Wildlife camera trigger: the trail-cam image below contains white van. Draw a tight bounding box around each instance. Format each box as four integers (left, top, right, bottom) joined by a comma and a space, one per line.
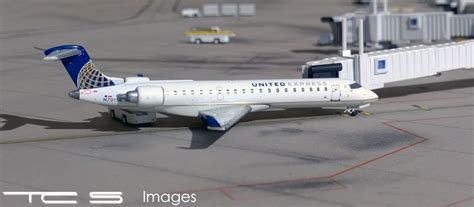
181, 8, 201, 18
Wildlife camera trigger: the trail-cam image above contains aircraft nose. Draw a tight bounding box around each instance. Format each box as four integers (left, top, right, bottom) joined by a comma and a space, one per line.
360, 88, 378, 102
366, 89, 378, 101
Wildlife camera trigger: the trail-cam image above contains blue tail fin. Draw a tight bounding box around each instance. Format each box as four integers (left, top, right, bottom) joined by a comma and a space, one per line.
44, 45, 121, 89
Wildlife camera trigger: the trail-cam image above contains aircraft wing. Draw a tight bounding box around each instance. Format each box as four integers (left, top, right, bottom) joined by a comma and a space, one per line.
199, 105, 252, 131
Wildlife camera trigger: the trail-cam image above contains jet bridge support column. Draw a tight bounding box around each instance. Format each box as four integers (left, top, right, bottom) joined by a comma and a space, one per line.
359, 18, 364, 55
372, 0, 378, 14
354, 18, 368, 85
339, 17, 351, 57
371, 0, 381, 49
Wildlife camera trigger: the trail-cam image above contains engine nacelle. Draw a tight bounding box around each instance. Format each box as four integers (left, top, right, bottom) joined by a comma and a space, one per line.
124, 86, 164, 107
125, 77, 150, 83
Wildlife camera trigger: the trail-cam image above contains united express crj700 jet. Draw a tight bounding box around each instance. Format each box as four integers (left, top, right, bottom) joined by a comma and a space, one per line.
44, 45, 378, 131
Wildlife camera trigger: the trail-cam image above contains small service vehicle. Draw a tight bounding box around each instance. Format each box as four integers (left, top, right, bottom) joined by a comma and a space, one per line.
185, 26, 236, 44
181, 8, 201, 17
109, 107, 156, 124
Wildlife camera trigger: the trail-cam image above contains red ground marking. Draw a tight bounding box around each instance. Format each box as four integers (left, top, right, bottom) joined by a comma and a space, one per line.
218, 177, 347, 201
169, 176, 332, 197
445, 196, 474, 207
329, 178, 347, 190
165, 115, 473, 201
219, 188, 235, 200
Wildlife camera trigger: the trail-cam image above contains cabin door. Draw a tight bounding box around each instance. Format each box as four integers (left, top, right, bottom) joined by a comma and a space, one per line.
331, 85, 341, 101
217, 87, 223, 100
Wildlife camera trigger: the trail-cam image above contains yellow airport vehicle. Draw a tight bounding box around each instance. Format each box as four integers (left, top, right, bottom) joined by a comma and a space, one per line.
185, 27, 236, 44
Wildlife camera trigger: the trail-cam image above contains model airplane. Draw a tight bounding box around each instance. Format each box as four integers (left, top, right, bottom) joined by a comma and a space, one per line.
43, 45, 378, 131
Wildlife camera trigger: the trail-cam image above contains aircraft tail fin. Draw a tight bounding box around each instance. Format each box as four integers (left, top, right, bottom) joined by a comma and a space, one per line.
43, 45, 123, 89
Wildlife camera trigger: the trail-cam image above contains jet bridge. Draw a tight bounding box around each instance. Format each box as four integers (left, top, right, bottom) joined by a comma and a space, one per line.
323, 12, 474, 46
302, 40, 474, 89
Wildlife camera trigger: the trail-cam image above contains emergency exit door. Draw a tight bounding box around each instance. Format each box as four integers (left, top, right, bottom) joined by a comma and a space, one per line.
331, 85, 340, 101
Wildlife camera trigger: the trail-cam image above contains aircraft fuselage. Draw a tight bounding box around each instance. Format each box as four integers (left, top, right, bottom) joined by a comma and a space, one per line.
76, 78, 378, 117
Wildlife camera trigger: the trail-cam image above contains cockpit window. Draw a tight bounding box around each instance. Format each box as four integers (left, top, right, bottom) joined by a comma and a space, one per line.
349, 83, 362, 89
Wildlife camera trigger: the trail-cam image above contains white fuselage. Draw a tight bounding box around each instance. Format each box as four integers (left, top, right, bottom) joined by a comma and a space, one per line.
78, 78, 378, 117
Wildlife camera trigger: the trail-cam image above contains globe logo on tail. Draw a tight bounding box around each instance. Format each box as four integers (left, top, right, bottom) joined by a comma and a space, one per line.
77, 61, 113, 89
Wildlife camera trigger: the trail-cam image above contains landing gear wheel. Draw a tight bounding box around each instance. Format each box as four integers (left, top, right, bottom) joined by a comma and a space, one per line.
350, 110, 358, 116
122, 115, 127, 124
345, 108, 358, 116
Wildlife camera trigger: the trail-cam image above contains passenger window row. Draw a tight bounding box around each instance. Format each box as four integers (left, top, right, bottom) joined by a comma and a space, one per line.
168, 87, 329, 96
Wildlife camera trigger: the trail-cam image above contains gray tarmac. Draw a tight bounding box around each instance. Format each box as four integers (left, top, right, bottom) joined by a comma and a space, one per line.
1, 0, 473, 206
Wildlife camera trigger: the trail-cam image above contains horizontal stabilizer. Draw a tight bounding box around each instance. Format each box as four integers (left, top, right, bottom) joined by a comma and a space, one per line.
43, 48, 81, 61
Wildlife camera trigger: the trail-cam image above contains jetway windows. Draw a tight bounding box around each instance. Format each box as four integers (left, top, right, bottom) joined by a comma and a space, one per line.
408, 16, 421, 30
375, 58, 389, 75
378, 60, 385, 69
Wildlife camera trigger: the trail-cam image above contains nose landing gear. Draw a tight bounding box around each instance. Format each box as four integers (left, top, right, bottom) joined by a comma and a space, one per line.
344, 107, 359, 116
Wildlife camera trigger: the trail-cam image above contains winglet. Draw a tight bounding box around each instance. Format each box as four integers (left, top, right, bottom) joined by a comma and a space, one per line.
199, 105, 251, 131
